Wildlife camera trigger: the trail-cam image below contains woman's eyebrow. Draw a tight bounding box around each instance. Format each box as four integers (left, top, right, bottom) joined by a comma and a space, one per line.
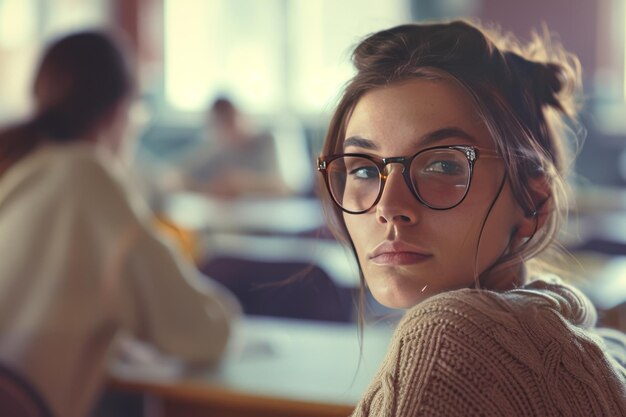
343, 127, 477, 150
420, 127, 478, 146
343, 135, 378, 150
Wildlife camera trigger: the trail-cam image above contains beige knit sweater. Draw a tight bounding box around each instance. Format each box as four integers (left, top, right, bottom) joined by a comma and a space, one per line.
353, 279, 626, 417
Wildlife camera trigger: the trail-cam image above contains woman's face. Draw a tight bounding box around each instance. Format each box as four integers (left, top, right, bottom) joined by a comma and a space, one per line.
342, 78, 526, 309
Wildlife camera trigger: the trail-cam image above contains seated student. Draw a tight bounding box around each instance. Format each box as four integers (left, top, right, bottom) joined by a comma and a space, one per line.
316, 20, 626, 416
176, 96, 293, 198
0, 30, 240, 417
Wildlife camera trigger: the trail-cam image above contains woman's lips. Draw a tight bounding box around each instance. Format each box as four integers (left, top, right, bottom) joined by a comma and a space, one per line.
370, 252, 432, 265
369, 241, 432, 265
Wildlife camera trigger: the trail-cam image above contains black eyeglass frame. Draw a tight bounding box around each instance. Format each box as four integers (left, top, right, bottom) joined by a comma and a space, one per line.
317, 145, 500, 214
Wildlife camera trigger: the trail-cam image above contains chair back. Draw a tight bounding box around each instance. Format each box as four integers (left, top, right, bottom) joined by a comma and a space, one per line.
0, 363, 53, 417
202, 256, 354, 322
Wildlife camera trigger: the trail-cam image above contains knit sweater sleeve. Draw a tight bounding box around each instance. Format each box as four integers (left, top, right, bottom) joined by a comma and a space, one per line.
352, 292, 506, 417
351, 288, 626, 417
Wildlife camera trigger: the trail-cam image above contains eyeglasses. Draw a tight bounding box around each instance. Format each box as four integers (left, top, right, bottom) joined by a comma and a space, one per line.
317, 145, 500, 214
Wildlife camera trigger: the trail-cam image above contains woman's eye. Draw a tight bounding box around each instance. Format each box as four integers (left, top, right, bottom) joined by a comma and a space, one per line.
349, 166, 378, 180
424, 160, 463, 175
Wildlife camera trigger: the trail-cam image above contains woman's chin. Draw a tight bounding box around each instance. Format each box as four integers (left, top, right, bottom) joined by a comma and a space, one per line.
370, 288, 432, 310
366, 271, 436, 309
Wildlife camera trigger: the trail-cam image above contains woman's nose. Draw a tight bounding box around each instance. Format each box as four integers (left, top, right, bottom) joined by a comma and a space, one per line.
375, 165, 420, 225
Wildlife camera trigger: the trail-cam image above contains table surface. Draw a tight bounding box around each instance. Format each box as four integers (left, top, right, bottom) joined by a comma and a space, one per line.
163, 193, 325, 235
109, 316, 398, 416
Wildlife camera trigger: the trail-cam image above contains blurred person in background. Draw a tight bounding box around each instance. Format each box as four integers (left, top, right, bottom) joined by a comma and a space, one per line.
0, 30, 240, 417
172, 95, 293, 198
317, 20, 625, 416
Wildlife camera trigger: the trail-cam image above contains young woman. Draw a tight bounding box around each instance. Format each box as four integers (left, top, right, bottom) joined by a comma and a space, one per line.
0, 31, 239, 417
317, 20, 625, 416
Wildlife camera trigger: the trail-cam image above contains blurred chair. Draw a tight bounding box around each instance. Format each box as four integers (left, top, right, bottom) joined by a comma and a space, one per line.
202, 256, 355, 322
0, 363, 53, 417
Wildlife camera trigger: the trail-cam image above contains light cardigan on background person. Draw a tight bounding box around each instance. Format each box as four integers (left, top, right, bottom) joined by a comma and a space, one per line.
0, 140, 240, 417
352, 278, 626, 417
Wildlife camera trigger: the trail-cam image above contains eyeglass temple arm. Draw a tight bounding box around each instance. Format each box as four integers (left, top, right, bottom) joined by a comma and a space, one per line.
475, 148, 501, 159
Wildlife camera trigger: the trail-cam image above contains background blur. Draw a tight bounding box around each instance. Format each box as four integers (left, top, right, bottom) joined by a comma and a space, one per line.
2, 0, 625, 162
0, 0, 625, 329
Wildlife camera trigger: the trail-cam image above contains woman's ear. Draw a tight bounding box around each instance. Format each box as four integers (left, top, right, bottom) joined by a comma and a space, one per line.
514, 174, 551, 238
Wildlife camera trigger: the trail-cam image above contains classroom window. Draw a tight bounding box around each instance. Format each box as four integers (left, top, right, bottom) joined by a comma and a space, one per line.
163, 0, 410, 115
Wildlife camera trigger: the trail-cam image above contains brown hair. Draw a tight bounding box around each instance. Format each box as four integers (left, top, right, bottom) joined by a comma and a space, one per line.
0, 30, 134, 174
318, 20, 582, 316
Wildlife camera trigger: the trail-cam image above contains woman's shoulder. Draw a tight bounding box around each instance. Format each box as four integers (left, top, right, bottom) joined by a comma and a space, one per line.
394, 288, 517, 345
394, 277, 605, 358
401, 277, 595, 330
1, 141, 115, 186
387, 279, 625, 412
396, 279, 626, 375
40, 142, 119, 182
370, 282, 625, 417
0, 141, 132, 211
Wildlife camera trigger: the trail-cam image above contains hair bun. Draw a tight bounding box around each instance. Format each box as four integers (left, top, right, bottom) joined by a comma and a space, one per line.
537, 62, 566, 107
505, 52, 565, 109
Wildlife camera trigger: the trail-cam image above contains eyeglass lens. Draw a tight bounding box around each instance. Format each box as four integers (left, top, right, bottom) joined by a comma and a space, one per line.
326, 149, 471, 212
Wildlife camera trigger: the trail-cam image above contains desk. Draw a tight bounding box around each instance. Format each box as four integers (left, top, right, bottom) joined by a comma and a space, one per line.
109, 316, 396, 417
162, 193, 325, 235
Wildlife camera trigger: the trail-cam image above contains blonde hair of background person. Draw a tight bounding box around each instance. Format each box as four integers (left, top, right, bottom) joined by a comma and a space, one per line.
0, 30, 240, 417
317, 20, 625, 416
